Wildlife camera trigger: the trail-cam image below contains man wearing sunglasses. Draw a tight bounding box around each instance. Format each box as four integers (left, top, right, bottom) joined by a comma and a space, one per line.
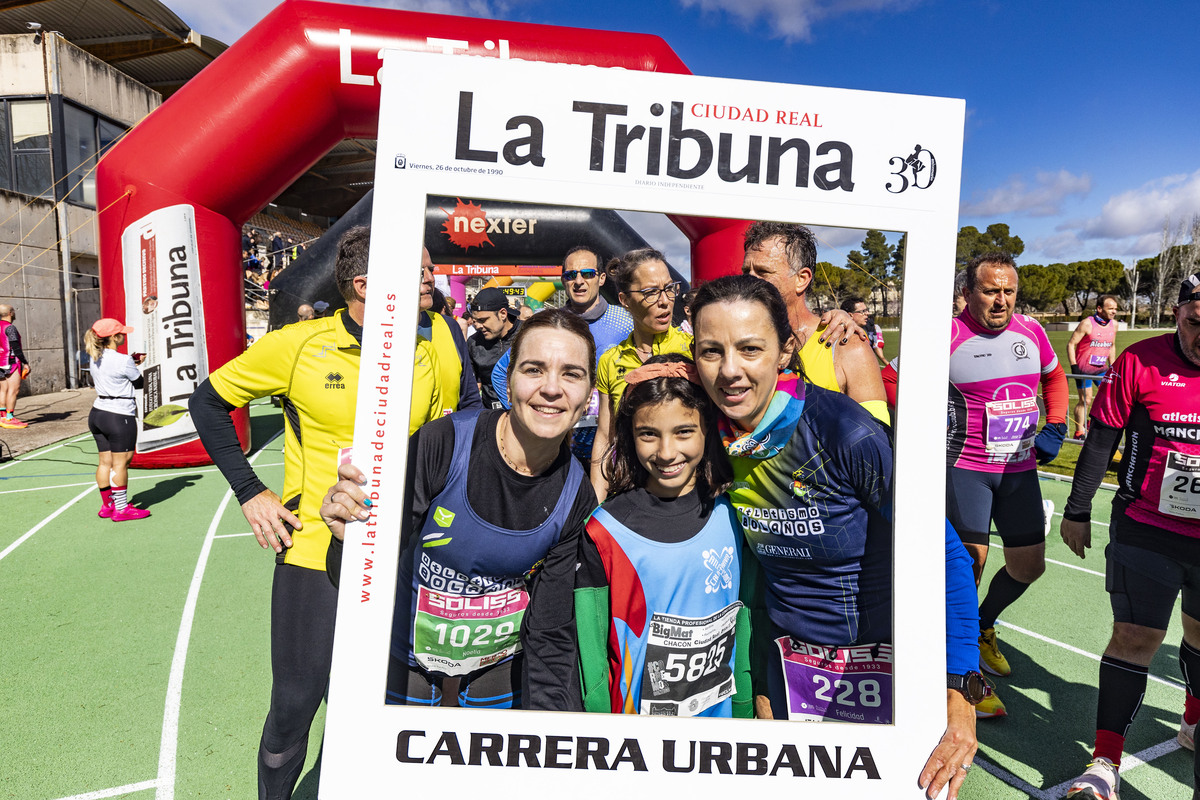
841, 295, 888, 367
489, 246, 633, 461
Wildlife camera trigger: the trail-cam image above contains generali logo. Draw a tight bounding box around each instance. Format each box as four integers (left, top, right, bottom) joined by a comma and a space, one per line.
440, 198, 539, 251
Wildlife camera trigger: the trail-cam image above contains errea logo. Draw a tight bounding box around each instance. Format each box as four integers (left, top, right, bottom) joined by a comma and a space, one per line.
1163, 373, 1187, 388
325, 371, 346, 389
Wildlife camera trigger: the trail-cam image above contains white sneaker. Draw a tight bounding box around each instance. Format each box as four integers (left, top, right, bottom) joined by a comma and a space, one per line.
1043, 499, 1055, 538
1065, 757, 1119, 800
1179, 717, 1196, 751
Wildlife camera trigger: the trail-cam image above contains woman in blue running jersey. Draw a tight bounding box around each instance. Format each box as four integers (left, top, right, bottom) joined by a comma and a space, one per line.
576, 353, 750, 717
690, 275, 895, 724
325, 309, 599, 711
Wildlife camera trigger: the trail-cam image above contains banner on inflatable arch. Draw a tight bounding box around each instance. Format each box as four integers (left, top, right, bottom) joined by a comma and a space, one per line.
324, 50, 964, 798
120, 205, 206, 453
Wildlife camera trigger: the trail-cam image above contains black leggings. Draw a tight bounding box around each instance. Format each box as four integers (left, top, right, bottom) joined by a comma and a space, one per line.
88, 407, 137, 452
259, 563, 338, 800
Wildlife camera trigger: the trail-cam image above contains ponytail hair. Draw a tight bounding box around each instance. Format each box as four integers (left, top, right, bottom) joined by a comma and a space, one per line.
85, 329, 108, 364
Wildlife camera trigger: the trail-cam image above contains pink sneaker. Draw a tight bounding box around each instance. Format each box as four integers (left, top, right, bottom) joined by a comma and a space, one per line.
111, 505, 151, 522
98, 503, 114, 519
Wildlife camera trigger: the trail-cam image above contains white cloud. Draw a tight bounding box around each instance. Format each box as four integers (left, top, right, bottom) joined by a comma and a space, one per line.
1024, 168, 1200, 263
180, 0, 516, 48
960, 170, 1092, 218
678, 0, 921, 42
1078, 168, 1200, 240
1027, 230, 1082, 262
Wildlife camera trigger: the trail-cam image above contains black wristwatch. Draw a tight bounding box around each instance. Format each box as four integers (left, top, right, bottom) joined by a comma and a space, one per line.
947, 671, 992, 705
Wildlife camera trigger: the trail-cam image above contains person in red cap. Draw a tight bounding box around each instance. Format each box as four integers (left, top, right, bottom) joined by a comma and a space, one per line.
85, 318, 150, 521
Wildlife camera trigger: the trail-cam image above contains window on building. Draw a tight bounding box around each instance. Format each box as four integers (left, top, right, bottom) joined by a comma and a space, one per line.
0, 106, 10, 190
10, 100, 53, 199
64, 104, 99, 206
1, 100, 128, 205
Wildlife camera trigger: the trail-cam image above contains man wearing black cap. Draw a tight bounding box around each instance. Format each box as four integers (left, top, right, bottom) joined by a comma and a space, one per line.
467, 287, 519, 408
1062, 273, 1200, 800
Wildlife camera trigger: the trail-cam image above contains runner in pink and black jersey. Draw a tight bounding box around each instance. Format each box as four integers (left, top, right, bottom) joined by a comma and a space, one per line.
1062, 274, 1200, 800
945, 253, 1069, 717
1067, 294, 1120, 439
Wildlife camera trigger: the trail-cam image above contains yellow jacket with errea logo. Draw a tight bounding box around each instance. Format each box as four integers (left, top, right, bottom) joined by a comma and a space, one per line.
208, 311, 444, 571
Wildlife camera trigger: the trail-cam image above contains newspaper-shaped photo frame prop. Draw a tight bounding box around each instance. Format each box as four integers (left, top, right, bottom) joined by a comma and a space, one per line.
324, 49, 963, 798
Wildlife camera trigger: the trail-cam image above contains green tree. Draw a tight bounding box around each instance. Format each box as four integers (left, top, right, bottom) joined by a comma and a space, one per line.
861, 229, 895, 314
809, 261, 842, 310
1065, 258, 1125, 315
956, 223, 1025, 269
891, 232, 907, 277
1016, 264, 1067, 313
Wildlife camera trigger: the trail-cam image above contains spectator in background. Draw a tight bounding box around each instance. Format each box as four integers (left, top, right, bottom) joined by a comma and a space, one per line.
679, 287, 698, 334
456, 306, 474, 339
0, 304, 30, 428
286, 237, 297, 265
518, 303, 535, 321
86, 318, 150, 521
313, 301, 330, 318
1067, 294, 1120, 440
297, 304, 314, 322
468, 287, 519, 409
841, 295, 888, 367
418, 246, 482, 417
271, 231, 285, 271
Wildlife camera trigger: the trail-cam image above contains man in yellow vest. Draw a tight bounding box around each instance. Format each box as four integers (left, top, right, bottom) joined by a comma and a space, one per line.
419, 247, 481, 415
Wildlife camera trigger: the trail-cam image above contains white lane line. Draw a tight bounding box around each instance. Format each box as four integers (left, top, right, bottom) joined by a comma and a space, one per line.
0, 463, 284, 495
0, 432, 92, 472
51, 778, 160, 800
155, 430, 281, 800
213, 532, 255, 539
0, 485, 94, 563
972, 757, 1053, 799
998, 621, 1185, 691
1043, 737, 1182, 798
1046, 557, 1105, 578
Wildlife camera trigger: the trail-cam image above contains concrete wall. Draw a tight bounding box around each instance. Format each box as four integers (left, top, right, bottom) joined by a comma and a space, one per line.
0, 33, 159, 126
0, 190, 70, 396
0, 33, 161, 396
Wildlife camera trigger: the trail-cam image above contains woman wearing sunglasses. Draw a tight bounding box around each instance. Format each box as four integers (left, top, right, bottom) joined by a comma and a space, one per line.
591, 248, 691, 499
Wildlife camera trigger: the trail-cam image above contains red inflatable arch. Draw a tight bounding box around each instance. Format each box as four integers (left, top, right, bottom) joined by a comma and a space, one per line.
97, 0, 745, 467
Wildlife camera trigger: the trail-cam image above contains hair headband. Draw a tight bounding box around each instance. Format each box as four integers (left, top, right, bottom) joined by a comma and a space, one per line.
624, 361, 701, 387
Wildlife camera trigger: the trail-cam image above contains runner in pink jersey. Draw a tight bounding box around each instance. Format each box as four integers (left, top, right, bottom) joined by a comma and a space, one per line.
1062, 274, 1200, 800
1067, 294, 1120, 439
947, 308, 1062, 472
944, 253, 1069, 718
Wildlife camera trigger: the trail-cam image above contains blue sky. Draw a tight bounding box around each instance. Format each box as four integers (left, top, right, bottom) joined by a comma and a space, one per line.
177, 0, 1200, 270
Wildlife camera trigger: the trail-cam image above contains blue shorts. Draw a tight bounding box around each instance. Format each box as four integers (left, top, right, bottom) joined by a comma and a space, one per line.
1074, 372, 1106, 391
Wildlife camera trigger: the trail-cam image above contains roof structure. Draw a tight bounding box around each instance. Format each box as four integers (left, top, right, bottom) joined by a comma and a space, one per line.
0, 0, 375, 216
0, 0, 227, 97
